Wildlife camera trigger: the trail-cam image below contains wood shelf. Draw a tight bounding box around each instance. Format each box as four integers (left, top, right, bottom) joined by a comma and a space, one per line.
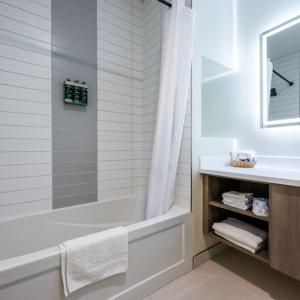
208, 232, 269, 264
209, 200, 269, 222
204, 174, 300, 281
204, 175, 270, 265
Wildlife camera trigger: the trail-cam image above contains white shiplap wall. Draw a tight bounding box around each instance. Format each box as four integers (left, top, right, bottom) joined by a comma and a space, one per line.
97, 0, 144, 201
97, 0, 191, 209
142, 0, 164, 204
269, 52, 300, 121
175, 0, 192, 210
0, 0, 191, 219
0, 0, 52, 219
175, 94, 192, 209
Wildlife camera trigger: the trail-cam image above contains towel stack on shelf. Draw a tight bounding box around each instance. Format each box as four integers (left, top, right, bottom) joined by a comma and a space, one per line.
212, 218, 268, 253
222, 191, 253, 210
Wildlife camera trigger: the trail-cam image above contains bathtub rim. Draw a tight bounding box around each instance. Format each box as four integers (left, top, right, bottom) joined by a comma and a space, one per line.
0, 205, 190, 288
0, 195, 138, 224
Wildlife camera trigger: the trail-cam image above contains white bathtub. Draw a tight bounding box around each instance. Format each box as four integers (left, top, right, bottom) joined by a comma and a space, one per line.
0, 197, 192, 300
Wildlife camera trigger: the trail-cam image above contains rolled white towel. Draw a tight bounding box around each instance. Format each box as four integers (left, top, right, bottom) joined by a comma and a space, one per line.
212, 218, 267, 250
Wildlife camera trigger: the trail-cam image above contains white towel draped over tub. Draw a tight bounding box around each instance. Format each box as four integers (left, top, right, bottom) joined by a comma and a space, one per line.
59, 226, 128, 297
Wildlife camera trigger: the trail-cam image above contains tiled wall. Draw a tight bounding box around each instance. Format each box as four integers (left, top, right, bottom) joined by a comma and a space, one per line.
142, 0, 164, 204
269, 52, 300, 121
52, 0, 98, 209
175, 0, 192, 210
0, 0, 191, 219
175, 93, 192, 209
97, 0, 144, 201
97, 0, 191, 209
0, 0, 52, 219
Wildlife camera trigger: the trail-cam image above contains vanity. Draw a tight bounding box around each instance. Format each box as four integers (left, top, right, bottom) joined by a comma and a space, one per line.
200, 155, 300, 281
198, 13, 300, 282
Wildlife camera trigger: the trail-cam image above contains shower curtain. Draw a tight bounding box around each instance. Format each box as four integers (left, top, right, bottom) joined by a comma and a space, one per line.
146, 0, 196, 219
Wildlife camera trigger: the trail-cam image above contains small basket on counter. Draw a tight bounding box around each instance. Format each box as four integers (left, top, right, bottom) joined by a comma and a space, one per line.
230, 160, 256, 168
230, 151, 257, 168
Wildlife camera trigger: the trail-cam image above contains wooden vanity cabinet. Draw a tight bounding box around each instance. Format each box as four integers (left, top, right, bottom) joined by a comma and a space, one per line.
269, 184, 300, 281
203, 175, 300, 281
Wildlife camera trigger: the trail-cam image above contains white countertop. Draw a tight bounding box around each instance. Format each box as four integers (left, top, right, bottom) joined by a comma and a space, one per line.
199, 155, 300, 187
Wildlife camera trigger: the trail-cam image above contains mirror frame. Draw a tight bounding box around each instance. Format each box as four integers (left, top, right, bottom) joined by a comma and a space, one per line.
260, 15, 300, 128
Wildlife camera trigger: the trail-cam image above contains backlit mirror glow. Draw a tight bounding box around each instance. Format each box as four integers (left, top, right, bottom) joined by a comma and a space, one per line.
261, 15, 300, 127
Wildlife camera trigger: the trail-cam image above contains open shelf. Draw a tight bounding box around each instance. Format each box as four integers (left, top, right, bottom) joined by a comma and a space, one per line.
208, 232, 269, 264
209, 200, 269, 222
203, 175, 270, 264
202, 174, 300, 281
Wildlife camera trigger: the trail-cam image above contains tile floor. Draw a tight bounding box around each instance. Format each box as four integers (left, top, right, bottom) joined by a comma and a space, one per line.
144, 249, 300, 300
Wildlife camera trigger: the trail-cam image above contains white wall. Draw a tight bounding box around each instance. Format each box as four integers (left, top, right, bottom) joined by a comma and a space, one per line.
196, 0, 237, 82
202, 0, 300, 156
0, 0, 52, 220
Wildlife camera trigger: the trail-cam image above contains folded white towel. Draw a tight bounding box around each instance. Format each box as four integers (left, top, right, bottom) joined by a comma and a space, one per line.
222, 199, 252, 210
222, 191, 253, 201
59, 226, 128, 297
214, 230, 266, 253
225, 218, 268, 241
223, 197, 253, 205
212, 218, 267, 250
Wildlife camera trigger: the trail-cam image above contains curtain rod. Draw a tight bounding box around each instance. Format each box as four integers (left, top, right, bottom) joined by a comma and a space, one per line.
158, 0, 172, 8
273, 70, 293, 86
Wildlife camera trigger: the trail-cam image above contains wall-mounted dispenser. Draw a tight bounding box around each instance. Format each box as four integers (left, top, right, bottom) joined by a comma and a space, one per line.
64, 79, 88, 106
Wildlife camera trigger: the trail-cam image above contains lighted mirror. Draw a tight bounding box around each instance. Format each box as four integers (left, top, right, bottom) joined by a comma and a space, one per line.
261, 16, 300, 127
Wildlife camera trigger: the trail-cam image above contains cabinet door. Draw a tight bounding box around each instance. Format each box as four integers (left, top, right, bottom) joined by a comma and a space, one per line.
270, 184, 300, 281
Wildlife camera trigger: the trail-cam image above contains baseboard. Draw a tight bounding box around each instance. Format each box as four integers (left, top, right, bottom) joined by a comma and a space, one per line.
193, 243, 228, 269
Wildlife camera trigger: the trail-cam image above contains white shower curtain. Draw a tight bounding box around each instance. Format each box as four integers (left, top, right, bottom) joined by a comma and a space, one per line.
146, 0, 196, 219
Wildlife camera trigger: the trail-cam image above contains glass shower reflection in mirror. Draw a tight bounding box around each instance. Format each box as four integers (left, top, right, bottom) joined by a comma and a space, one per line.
262, 16, 300, 127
